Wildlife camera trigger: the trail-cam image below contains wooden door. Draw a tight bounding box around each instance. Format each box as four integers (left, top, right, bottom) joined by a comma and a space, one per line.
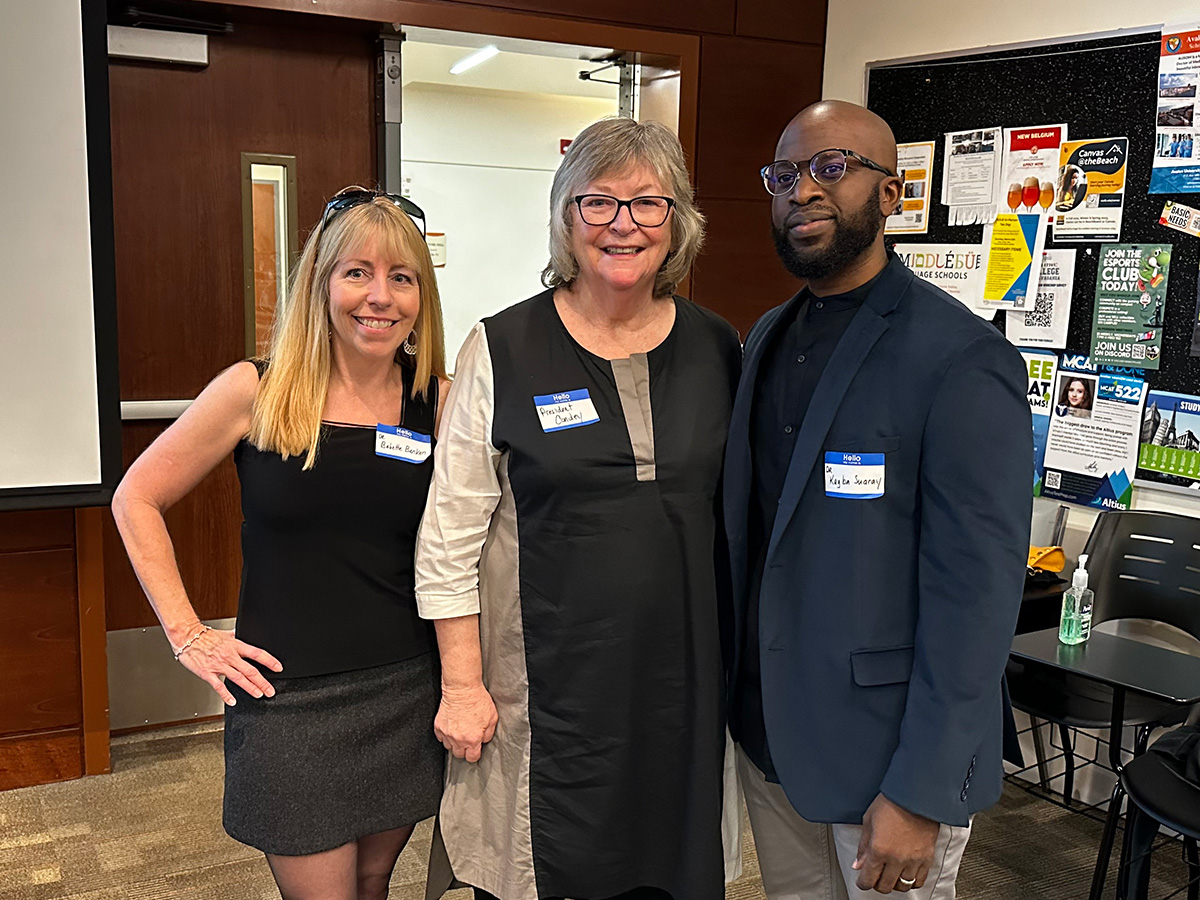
105, 14, 377, 637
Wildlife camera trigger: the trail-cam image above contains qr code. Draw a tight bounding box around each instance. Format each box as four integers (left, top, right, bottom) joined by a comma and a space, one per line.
1023, 292, 1052, 328
1045, 471, 1062, 489
1131, 344, 1146, 360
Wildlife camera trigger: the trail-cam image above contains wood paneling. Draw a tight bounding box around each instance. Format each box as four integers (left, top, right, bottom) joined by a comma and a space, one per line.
0, 509, 75, 553
694, 35, 824, 202
109, 21, 377, 401
437, 0, 735, 37
0, 729, 82, 791
690, 197, 798, 337
76, 508, 110, 775
735, 0, 827, 45
103, 422, 242, 632
0, 550, 81, 735
206, 0, 734, 38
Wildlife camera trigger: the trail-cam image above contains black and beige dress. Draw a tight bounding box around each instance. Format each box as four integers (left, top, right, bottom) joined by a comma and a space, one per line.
223, 360, 445, 856
415, 291, 741, 900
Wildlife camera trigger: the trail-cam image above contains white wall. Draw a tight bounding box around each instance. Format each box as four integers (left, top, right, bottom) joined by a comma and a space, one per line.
824, 2, 1200, 553
402, 82, 616, 362
823, 2, 1200, 103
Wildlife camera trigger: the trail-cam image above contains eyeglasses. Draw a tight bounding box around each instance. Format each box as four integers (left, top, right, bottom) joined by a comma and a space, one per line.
760, 149, 897, 196
573, 194, 676, 228
315, 188, 426, 242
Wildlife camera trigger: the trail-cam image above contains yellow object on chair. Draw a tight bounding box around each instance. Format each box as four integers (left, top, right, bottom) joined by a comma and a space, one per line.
1027, 546, 1066, 573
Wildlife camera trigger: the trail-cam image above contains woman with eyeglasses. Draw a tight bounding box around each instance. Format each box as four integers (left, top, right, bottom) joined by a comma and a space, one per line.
111, 188, 449, 899
415, 118, 740, 900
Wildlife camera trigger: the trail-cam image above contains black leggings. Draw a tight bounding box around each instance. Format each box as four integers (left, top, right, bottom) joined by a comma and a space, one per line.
473, 889, 671, 900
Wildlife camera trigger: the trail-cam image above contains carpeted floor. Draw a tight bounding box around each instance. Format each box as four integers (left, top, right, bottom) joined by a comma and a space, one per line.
0, 724, 1189, 899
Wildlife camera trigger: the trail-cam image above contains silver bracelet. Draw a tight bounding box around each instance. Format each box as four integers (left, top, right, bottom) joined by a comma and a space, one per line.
173, 625, 212, 661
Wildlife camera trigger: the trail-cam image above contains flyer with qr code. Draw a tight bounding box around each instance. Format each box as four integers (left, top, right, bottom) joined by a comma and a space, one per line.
1089, 243, 1173, 370
885, 141, 935, 235
1041, 356, 1146, 509
1007, 249, 1075, 347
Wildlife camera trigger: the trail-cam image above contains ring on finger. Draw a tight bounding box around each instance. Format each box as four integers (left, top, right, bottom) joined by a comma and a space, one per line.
897, 876, 917, 888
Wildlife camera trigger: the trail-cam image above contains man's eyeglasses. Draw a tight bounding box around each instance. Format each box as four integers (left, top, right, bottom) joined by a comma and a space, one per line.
573, 194, 676, 228
760, 149, 897, 196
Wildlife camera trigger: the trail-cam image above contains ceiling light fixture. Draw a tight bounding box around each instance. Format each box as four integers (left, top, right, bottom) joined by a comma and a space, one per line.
449, 45, 500, 75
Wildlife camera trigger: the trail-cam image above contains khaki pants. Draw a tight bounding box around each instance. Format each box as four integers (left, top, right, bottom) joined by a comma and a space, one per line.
737, 746, 971, 900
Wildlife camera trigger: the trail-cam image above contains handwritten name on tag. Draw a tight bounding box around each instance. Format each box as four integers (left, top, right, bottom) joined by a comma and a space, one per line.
534, 389, 600, 433
375, 424, 432, 463
824, 451, 885, 499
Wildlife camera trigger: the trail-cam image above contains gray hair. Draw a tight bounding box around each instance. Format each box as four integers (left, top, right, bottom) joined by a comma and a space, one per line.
542, 118, 705, 298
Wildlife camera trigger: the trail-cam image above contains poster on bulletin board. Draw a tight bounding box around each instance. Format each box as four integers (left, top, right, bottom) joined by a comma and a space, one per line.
1150, 24, 1200, 194
1089, 244, 1173, 369
1007, 250, 1076, 347
981, 213, 1046, 307
886, 141, 935, 234
1021, 349, 1059, 495
1136, 389, 1200, 492
1040, 358, 1146, 510
1052, 137, 1128, 241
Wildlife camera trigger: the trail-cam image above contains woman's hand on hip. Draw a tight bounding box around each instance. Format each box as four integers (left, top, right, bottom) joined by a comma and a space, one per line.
176, 627, 283, 706
434, 683, 498, 762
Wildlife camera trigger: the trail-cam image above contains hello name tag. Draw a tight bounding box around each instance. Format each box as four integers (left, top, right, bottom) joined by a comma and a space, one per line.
375, 424, 432, 463
534, 389, 600, 433
824, 451, 885, 499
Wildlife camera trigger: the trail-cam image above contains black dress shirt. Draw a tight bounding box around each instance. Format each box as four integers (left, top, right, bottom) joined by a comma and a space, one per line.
734, 269, 884, 780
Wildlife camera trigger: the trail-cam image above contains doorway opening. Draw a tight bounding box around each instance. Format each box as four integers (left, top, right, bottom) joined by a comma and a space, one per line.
395, 26, 681, 358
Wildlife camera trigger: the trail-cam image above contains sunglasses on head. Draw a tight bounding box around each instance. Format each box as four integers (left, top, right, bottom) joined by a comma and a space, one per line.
316, 188, 427, 240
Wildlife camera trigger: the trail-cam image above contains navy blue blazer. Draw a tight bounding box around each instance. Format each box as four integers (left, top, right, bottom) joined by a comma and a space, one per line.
724, 254, 1032, 827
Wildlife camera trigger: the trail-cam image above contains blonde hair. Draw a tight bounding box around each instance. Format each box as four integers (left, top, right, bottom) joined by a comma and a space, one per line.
248, 195, 447, 469
543, 117, 705, 299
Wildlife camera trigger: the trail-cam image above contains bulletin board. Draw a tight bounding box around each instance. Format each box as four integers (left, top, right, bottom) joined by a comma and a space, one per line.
867, 31, 1200, 395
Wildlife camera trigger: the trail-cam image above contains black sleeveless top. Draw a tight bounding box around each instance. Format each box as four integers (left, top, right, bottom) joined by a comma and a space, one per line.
233, 360, 438, 678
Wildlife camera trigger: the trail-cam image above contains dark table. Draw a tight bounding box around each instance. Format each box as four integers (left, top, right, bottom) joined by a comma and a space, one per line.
1010, 627, 1200, 900
1016, 578, 1067, 634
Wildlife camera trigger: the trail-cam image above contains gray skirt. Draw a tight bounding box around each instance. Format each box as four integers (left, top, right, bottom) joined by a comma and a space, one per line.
222, 653, 444, 856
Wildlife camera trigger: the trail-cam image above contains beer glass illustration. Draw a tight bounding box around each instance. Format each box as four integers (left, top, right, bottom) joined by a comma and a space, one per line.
1006, 182, 1022, 212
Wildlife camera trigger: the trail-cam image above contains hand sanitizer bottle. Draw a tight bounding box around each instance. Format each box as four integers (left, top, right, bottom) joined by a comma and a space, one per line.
1059, 554, 1095, 645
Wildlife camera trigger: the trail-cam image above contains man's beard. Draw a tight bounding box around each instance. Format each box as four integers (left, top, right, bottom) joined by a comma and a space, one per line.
772, 194, 884, 282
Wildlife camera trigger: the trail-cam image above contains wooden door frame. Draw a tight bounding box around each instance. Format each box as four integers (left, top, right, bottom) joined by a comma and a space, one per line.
187, 0, 701, 176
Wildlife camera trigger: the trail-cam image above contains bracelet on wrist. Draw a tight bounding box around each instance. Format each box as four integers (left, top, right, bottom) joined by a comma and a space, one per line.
173, 625, 212, 661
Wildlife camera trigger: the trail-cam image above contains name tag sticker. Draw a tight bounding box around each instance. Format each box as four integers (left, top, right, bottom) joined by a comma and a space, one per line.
375, 424, 432, 463
534, 388, 600, 433
824, 451, 885, 499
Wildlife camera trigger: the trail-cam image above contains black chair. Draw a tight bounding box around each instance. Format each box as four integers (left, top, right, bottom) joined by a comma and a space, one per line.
1117, 708, 1200, 900
1005, 510, 1200, 899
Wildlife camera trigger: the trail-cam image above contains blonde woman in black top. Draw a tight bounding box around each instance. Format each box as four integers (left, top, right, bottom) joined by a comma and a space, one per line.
112, 189, 449, 900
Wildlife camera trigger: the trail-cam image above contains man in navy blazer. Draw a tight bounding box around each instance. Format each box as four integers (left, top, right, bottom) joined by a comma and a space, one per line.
724, 101, 1032, 898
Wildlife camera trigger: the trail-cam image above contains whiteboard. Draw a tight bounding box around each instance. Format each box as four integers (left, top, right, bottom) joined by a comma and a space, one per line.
0, 0, 117, 505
